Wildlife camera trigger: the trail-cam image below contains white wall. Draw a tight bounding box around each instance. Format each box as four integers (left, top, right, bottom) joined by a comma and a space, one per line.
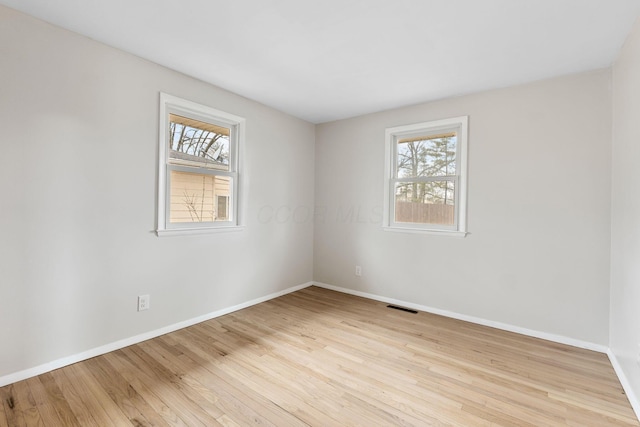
611, 16, 640, 406
315, 70, 612, 346
0, 6, 315, 379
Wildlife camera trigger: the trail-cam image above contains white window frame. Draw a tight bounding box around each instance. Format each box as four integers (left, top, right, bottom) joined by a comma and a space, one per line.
156, 93, 245, 236
383, 116, 469, 237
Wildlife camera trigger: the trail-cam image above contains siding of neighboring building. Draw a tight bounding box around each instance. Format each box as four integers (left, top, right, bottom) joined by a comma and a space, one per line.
169, 171, 230, 222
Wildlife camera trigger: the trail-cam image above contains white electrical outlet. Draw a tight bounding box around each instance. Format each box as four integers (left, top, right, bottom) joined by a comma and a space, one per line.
355, 265, 362, 277
138, 295, 150, 311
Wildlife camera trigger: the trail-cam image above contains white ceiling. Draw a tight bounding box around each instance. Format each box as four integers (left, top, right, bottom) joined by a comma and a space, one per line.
3, 0, 640, 123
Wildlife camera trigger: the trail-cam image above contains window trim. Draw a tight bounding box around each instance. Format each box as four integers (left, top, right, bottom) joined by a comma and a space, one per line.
383, 116, 469, 237
157, 93, 245, 236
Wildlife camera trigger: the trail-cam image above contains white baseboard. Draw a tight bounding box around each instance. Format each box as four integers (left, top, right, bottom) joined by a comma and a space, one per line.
313, 282, 608, 353
0, 281, 314, 388
607, 349, 640, 421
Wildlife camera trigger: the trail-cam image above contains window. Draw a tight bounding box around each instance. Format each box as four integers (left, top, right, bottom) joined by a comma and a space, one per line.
383, 116, 468, 236
157, 93, 244, 236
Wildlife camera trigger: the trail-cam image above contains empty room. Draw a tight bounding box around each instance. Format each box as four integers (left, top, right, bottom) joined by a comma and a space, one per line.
1, 0, 640, 425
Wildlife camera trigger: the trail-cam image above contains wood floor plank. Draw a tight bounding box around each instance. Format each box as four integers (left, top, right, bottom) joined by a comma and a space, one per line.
66, 363, 133, 426
0, 395, 6, 427
0, 384, 27, 427
83, 356, 168, 426
59, 364, 122, 426
12, 380, 45, 427
0, 286, 637, 426
37, 373, 83, 427
101, 350, 201, 427
48, 369, 99, 427
247, 298, 549, 425
113, 345, 224, 426
24, 377, 72, 426
0, 384, 8, 427
170, 327, 309, 426
146, 338, 234, 420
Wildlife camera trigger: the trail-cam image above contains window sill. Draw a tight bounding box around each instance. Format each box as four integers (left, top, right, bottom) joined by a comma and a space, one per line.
156, 226, 245, 237
382, 226, 468, 238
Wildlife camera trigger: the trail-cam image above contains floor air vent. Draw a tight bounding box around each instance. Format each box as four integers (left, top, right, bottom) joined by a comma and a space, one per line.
387, 305, 418, 314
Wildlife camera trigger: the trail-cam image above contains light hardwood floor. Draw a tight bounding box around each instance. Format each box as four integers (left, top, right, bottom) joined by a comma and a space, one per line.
1, 286, 638, 426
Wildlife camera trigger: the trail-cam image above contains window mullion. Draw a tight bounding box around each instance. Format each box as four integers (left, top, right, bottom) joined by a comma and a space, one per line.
394, 176, 456, 184
168, 164, 236, 178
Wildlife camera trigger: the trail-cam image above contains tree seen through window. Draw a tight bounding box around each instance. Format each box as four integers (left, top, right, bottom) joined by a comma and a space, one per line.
396, 133, 457, 205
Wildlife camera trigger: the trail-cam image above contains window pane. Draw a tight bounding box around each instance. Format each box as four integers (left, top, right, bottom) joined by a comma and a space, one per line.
169, 170, 231, 223
394, 181, 455, 225
169, 114, 230, 171
397, 133, 456, 178
217, 195, 229, 221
